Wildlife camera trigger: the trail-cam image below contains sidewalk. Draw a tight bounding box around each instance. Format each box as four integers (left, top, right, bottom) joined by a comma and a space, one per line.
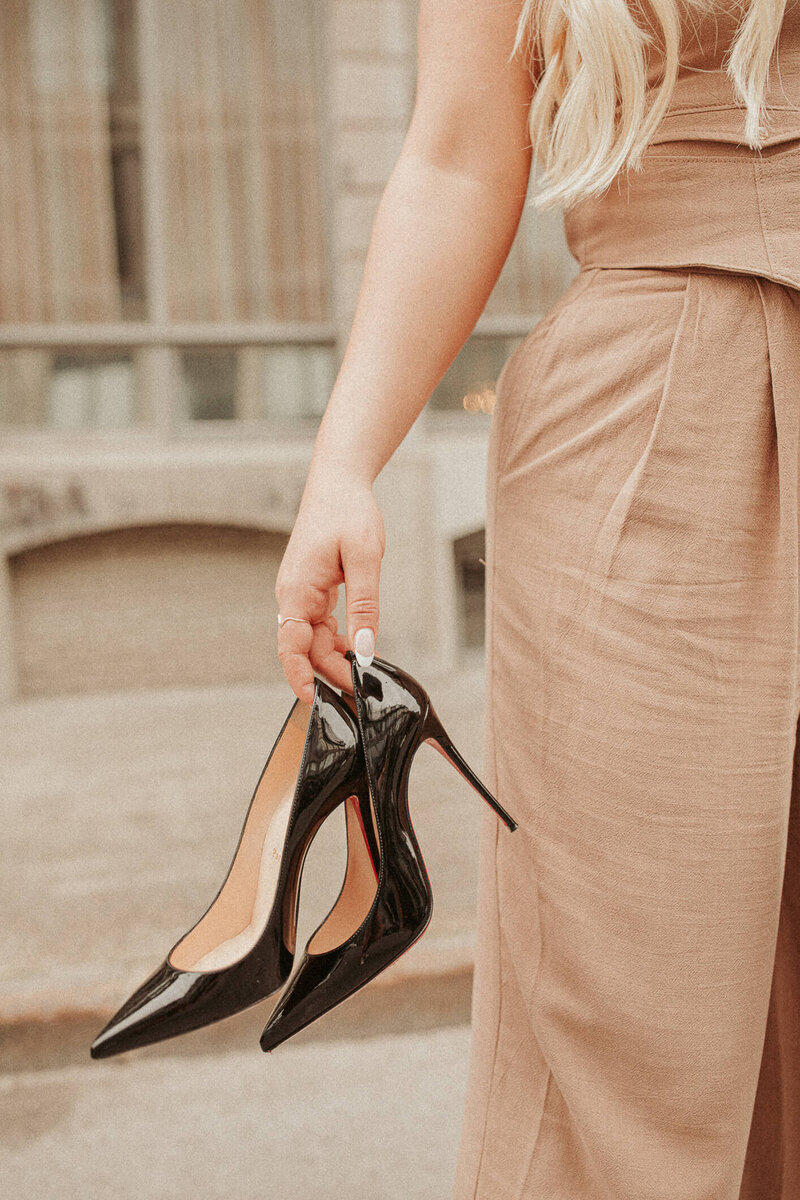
2, 1024, 474, 1200
2, 654, 492, 1061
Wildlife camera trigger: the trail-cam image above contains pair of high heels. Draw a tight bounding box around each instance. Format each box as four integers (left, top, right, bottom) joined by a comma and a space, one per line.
90, 651, 518, 1060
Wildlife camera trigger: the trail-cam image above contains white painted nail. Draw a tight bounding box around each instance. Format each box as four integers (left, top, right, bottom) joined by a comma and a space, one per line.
354, 627, 375, 667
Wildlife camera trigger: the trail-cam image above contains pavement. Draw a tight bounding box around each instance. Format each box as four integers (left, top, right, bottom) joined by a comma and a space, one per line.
2, 1024, 474, 1200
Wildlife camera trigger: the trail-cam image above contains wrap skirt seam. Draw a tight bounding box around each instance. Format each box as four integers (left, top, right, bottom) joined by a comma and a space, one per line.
479, 324, 558, 1193
468, 816, 502, 1200
517, 1065, 555, 1200
468, 387, 508, 1198
753, 274, 800, 723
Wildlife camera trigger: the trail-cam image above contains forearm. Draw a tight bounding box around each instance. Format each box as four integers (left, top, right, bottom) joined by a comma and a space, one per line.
306, 147, 531, 488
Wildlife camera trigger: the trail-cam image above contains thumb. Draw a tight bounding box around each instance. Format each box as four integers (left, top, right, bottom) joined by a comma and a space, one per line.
341, 542, 381, 667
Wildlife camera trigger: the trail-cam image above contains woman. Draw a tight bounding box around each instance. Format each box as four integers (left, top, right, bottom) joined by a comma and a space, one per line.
275, 0, 800, 1196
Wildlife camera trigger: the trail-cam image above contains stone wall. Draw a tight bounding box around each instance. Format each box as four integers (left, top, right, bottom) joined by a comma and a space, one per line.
0, 427, 487, 700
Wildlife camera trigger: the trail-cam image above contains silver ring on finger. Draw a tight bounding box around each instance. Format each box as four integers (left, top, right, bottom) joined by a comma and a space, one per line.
277, 614, 312, 629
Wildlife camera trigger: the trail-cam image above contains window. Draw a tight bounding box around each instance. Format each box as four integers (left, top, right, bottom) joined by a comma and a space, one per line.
179, 344, 334, 423
0, 0, 334, 433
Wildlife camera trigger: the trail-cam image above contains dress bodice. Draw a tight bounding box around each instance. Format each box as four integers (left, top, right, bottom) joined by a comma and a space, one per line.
644, 0, 800, 146
559, 0, 800, 290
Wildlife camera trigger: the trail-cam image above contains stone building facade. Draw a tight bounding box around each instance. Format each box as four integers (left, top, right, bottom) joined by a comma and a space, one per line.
0, 0, 576, 702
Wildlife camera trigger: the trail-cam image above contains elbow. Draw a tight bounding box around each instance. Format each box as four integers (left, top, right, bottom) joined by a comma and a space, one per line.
400, 102, 533, 199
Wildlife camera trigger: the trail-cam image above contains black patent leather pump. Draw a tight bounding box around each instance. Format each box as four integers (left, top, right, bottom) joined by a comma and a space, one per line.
259, 651, 518, 1053
90, 674, 377, 1060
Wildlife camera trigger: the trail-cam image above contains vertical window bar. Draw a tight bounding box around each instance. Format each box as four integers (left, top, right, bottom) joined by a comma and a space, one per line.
136, 0, 174, 434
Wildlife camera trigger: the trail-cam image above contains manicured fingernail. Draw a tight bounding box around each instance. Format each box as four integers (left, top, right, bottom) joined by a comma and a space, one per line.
354, 628, 374, 667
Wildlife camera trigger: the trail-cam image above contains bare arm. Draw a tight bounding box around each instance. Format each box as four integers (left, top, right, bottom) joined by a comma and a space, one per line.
307, 0, 536, 486
277, 0, 536, 701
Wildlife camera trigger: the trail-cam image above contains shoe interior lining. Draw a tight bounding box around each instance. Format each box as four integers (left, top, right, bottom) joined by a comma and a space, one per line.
169, 700, 312, 973
338, 688, 380, 857
307, 787, 380, 956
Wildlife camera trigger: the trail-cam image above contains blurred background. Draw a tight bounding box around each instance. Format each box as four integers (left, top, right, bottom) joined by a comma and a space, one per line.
1, 1, 576, 1196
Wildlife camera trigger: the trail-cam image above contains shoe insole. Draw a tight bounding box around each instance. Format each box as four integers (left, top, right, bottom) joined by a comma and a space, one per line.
169, 701, 312, 973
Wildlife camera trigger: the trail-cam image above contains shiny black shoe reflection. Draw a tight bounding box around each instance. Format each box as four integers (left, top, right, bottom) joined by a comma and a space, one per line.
259, 651, 518, 1053
90, 674, 374, 1060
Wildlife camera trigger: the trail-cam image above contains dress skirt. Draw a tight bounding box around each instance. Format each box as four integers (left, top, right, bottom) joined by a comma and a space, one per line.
452, 139, 800, 1200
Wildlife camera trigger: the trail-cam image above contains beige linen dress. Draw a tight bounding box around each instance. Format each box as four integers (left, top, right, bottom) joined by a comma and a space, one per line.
453, 3, 800, 1198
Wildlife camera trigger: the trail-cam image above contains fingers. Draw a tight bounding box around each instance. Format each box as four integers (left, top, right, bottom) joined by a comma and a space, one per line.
276, 511, 383, 702
277, 619, 351, 702
276, 604, 360, 701
275, 573, 332, 703
276, 619, 317, 704
332, 629, 348, 654
308, 623, 353, 696
340, 535, 382, 668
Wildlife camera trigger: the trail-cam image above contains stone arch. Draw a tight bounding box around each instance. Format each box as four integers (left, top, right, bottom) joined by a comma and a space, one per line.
9, 521, 291, 698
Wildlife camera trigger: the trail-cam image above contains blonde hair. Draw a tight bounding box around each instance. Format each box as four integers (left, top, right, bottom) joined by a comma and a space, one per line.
512, 0, 789, 210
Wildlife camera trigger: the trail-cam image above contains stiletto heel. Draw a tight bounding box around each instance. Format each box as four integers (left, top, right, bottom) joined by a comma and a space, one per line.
420, 703, 517, 831
90, 674, 370, 1060
259, 651, 519, 1053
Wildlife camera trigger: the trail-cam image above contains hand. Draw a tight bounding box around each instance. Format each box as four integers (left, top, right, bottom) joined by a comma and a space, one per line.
275, 469, 385, 703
